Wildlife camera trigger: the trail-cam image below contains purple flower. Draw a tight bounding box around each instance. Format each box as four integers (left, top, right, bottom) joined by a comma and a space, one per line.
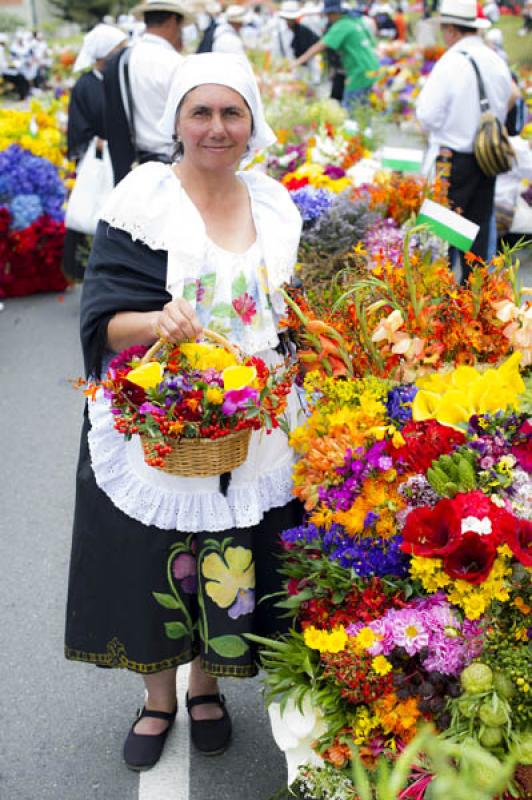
139, 401, 163, 416
228, 588, 255, 619
323, 165, 346, 179
222, 387, 259, 415
291, 187, 334, 223
172, 553, 197, 594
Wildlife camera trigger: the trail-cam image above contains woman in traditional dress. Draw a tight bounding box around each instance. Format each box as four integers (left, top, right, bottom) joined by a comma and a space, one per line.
63, 24, 127, 280
65, 53, 303, 770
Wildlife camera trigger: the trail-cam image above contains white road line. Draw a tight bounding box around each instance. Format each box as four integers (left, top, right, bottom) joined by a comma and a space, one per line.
139, 664, 191, 800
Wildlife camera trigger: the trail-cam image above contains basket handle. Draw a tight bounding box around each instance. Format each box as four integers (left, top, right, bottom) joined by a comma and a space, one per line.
140, 328, 242, 365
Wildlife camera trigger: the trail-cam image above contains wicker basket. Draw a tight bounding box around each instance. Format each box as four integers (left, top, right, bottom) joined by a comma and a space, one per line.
138, 328, 252, 477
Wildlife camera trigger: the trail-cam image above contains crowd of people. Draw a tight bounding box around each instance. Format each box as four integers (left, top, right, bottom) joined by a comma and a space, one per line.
0, 29, 51, 99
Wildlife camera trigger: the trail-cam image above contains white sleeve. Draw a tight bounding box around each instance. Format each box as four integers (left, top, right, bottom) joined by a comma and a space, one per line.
415, 59, 451, 133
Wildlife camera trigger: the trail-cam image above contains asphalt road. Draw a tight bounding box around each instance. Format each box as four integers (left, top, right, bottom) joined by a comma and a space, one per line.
0, 287, 286, 800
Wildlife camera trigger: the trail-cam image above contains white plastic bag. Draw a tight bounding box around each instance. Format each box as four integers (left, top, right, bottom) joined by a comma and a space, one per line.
65, 138, 114, 235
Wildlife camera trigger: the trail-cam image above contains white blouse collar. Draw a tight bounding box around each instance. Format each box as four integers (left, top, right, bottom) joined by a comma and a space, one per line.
100, 163, 301, 296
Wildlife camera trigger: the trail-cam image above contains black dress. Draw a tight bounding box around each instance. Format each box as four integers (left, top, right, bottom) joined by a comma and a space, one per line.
64, 223, 302, 676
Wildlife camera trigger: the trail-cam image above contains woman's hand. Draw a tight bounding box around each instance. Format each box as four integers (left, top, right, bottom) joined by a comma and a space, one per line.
153, 298, 203, 343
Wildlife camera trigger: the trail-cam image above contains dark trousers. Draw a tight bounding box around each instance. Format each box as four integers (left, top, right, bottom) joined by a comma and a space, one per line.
446, 151, 495, 283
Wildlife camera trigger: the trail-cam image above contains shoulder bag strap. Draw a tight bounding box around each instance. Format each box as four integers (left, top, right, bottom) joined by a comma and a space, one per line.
460, 50, 490, 113
118, 46, 138, 159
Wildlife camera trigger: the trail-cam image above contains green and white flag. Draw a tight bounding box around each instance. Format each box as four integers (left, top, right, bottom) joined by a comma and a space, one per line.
381, 147, 424, 174
416, 199, 479, 252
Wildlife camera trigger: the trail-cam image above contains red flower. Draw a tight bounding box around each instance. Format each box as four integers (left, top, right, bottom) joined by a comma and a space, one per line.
505, 518, 532, 568
232, 292, 257, 325
401, 501, 460, 557
391, 419, 465, 473
443, 532, 497, 584
402, 491, 515, 559
119, 378, 147, 406
511, 420, 532, 472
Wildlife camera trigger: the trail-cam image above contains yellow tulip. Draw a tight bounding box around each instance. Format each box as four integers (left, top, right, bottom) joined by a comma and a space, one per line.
179, 343, 237, 371
126, 362, 163, 389
222, 365, 257, 391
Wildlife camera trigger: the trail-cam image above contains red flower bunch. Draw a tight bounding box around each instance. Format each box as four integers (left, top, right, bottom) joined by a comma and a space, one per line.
0, 210, 68, 298
391, 419, 466, 473
401, 491, 527, 583
300, 578, 405, 629
511, 419, 532, 473
322, 644, 394, 704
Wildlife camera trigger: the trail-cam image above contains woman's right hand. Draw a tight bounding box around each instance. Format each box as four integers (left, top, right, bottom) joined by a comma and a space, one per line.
153, 297, 203, 343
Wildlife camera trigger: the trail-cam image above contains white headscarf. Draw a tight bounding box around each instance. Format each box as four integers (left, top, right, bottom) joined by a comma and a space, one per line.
73, 23, 127, 72
159, 53, 276, 158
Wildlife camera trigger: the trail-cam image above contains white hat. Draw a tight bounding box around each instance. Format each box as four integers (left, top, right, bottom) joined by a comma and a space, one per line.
73, 23, 127, 71
437, 0, 491, 28
224, 4, 248, 21
131, 0, 193, 19
159, 52, 276, 157
278, 1, 302, 19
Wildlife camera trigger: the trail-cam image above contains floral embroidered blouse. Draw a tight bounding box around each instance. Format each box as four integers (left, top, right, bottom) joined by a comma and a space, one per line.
182, 237, 284, 356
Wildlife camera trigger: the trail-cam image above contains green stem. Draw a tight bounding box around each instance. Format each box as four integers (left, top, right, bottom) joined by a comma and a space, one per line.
167, 544, 194, 633
354, 296, 385, 370
402, 224, 425, 324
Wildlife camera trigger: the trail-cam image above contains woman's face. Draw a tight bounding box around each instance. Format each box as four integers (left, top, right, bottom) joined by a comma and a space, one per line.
176, 84, 253, 171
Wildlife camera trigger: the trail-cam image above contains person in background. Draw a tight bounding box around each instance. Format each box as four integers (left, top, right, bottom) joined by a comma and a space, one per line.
416, 0, 512, 282
103, 0, 187, 184
63, 24, 127, 281
277, 1, 320, 58
212, 5, 248, 55
294, 0, 380, 109
518, 0, 532, 35
0, 33, 30, 100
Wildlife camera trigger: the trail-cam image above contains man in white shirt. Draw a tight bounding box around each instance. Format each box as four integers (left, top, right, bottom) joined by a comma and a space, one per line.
103, 0, 187, 183
212, 5, 247, 55
416, 0, 512, 281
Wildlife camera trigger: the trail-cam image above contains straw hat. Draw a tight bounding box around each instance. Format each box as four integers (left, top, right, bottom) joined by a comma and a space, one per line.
224, 4, 248, 21
437, 0, 491, 28
278, 1, 302, 19
131, 0, 193, 19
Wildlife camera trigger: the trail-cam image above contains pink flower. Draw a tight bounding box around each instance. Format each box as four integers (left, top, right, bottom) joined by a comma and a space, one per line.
232, 292, 257, 325
222, 387, 259, 415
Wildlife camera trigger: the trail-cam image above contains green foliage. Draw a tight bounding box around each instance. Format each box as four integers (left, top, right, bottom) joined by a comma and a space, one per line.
0, 12, 26, 32
47, 0, 137, 26
290, 727, 520, 800
427, 447, 478, 498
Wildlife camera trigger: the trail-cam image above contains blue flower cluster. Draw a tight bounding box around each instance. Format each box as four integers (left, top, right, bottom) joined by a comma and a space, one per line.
322, 525, 409, 577
281, 522, 409, 578
291, 187, 333, 224
0, 145, 66, 228
10, 194, 43, 230
386, 384, 417, 426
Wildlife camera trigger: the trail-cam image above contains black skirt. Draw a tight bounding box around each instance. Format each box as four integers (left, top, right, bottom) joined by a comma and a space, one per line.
65, 412, 302, 677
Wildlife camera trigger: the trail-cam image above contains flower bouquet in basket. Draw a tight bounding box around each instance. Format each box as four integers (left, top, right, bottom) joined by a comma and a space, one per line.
89, 329, 296, 477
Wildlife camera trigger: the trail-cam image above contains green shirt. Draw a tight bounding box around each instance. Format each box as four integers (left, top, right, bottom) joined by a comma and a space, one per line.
323, 16, 380, 91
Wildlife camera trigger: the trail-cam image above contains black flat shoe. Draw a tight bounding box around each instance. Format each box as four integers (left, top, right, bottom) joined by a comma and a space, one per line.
186, 693, 232, 756
123, 706, 177, 771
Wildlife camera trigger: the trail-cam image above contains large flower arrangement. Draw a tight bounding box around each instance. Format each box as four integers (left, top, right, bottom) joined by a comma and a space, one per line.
0, 98, 72, 298
88, 340, 296, 468
253, 355, 531, 798
249, 224, 532, 797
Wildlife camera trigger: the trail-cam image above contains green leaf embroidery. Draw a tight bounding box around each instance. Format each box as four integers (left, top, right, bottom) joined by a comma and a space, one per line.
209, 635, 249, 658
232, 271, 247, 298
164, 621, 189, 640
153, 592, 180, 610
202, 272, 217, 287
210, 302, 235, 318
183, 282, 196, 301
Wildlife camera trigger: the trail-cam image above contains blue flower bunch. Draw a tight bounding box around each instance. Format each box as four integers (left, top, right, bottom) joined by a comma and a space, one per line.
386, 384, 417, 426
291, 187, 334, 224
0, 145, 66, 228
281, 522, 409, 578
322, 525, 409, 577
